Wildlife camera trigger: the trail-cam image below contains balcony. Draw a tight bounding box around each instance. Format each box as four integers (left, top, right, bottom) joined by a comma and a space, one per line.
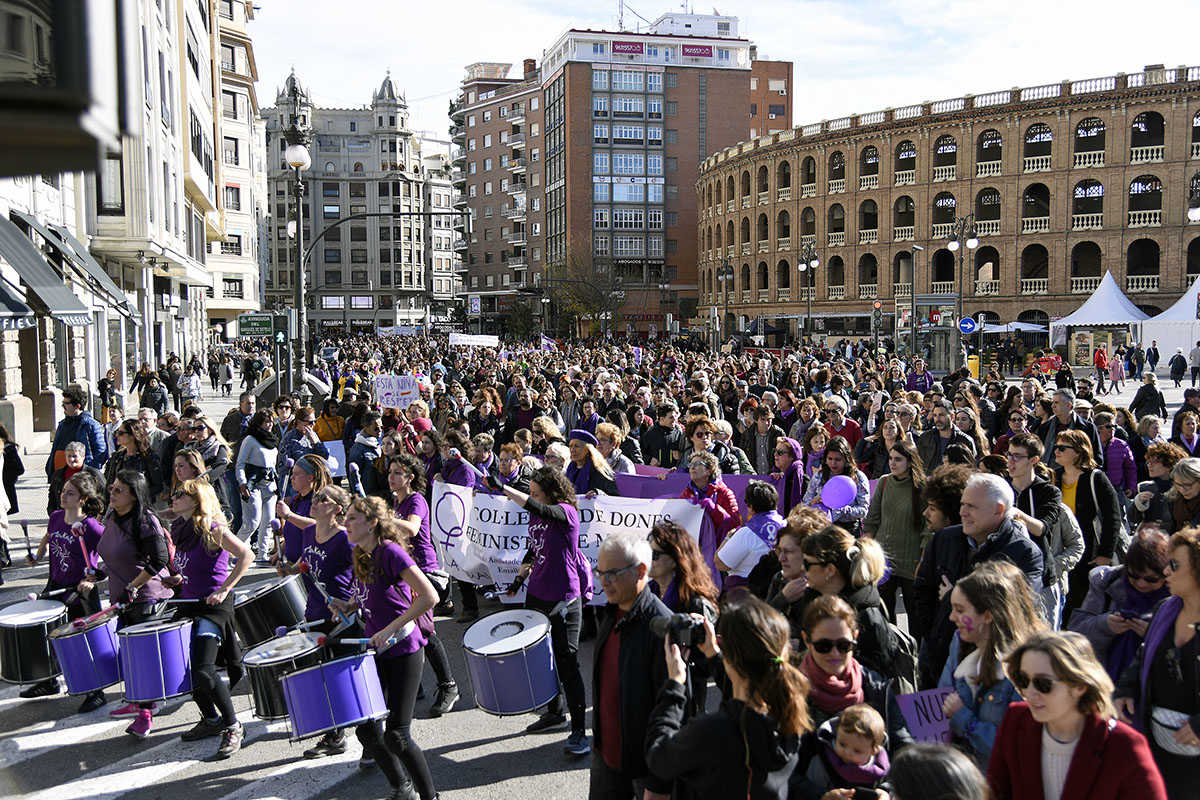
976, 219, 1000, 236
726, 200, 735, 212
507, 256, 528, 269
894, 170, 915, 186
859, 174, 879, 190
507, 133, 525, 146
1024, 155, 1052, 172
503, 204, 527, 220
1071, 276, 1101, 293
741, 243, 752, 255
798, 287, 815, 301
505, 231, 527, 245
1072, 213, 1103, 230
777, 287, 791, 302
932, 222, 954, 238
801, 183, 817, 198
976, 161, 1001, 178
726, 245, 735, 257
1193, 142, 1200, 159
758, 242, 770, 253
893, 225, 914, 241
1021, 216, 1050, 234
508, 158, 527, 173
894, 282, 912, 298
453, 236, 468, 251
859, 229, 878, 244
932, 165, 956, 182
975, 279, 999, 295
742, 196, 752, 208
932, 281, 956, 294
828, 231, 845, 246
1129, 209, 1162, 227
858, 284, 878, 299
506, 181, 528, 195
1021, 278, 1048, 294
800, 234, 816, 247
829, 285, 845, 300
1074, 151, 1104, 168
757, 289, 770, 302
828, 178, 846, 194
740, 290, 751, 303
1127, 275, 1160, 292
777, 186, 792, 201
758, 191, 770, 205
777, 237, 791, 250
508, 109, 526, 125
1130, 145, 1164, 163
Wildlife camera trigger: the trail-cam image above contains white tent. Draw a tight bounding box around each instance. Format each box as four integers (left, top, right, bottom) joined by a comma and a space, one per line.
1049, 271, 1148, 345
982, 321, 1048, 334
1142, 272, 1200, 362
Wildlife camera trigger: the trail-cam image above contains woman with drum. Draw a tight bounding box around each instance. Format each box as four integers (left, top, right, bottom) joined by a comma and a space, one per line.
490, 466, 591, 757
274, 455, 331, 568
388, 454, 459, 718
331, 496, 438, 800
96, 470, 175, 738
22, 471, 107, 711
168, 479, 253, 759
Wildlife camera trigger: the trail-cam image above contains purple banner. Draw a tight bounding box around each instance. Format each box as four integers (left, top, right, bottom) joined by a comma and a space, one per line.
612, 41, 644, 55
616, 472, 691, 499
681, 44, 713, 57
895, 688, 955, 743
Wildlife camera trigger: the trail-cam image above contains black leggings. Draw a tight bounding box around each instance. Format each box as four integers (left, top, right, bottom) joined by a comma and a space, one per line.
526, 594, 586, 735
424, 581, 455, 687
356, 650, 435, 799
191, 633, 237, 727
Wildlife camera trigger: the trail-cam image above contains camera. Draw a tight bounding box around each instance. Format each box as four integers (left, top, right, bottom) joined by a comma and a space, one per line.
649, 613, 705, 648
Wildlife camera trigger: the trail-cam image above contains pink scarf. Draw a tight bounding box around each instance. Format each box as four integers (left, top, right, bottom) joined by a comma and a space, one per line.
800, 650, 864, 714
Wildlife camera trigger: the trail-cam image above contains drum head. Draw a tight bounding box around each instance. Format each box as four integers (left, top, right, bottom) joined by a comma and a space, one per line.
0, 599, 66, 626
234, 575, 296, 606
244, 632, 322, 666
50, 613, 114, 638
463, 609, 550, 656
121, 618, 190, 636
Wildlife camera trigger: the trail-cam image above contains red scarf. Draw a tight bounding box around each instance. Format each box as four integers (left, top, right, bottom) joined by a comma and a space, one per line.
800, 651, 864, 714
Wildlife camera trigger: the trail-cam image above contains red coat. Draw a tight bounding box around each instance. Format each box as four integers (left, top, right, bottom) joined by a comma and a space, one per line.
679, 480, 741, 539
1094, 348, 1109, 370
988, 702, 1166, 800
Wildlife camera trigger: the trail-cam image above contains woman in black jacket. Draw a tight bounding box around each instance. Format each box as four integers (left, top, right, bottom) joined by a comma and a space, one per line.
1129, 373, 1167, 422
105, 419, 163, 499
645, 596, 807, 800
0, 424, 23, 513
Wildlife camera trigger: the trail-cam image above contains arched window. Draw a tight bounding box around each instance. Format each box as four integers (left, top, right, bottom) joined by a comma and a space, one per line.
725, 220, 734, 247
1188, 237, 1200, 278
1127, 238, 1160, 277
975, 188, 1001, 221
777, 259, 791, 288
705, 227, 713, 251
757, 165, 769, 195
757, 261, 769, 289
352, 162, 364, 172
1128, 174, 1163, 217
828, 204, 845, 233
860, 146, 879, 176
932, 249, 956, 283
776, 210, 791, 240
757, 213, 769, 242
827, 256, 845, 287
933, 192, 957, 224
801, 156, 816, 186
1022, 183, 1051, 219
859, 200, 878, 230
975, 246, 1000, 283
705, 183, 712, 208
1130, 111, 1165, 152
893, 251, 914, 286
1071, 242, 1101, 278
800, 207, 816, 236
933, 134, 957, 166
740, 216, 751, 244
1193, 111, 1200, 146
828, 151, 845, 180
715, 225, 723, 249
1074, 117, 1106, 155
740, 263, 751, 291
976, 129, 1002, 165
893, 196, 915, 228
325, 161, 336, 173
1022, 244, 1049, 279
741, 171, 751, 198
715, 180, 723, 205
777, 160, 791, 189
858, 253, 878, 286
1072, 180, 1103, 219
726, 175, 734, 203
1024, 123, 1053, 169
894, 140, 916, 173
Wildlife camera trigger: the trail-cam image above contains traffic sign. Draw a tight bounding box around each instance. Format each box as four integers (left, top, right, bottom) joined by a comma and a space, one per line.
958, 316, 978, 334
238, 313, 272, 338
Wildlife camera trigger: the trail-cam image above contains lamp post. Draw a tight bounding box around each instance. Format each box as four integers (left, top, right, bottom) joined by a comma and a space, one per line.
798, 241, 819, 341
658, 281, 671, 341
946, 215, 980, 371
717, 259, 734, 345
910, 243, 924, 361
540, 295, 550, 335
283, 87, 312, 401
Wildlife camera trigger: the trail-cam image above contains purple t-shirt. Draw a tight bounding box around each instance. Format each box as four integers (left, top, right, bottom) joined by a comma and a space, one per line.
397, 493, 438, 572
282, 494, 313, 564
527, 503, 581, 603
348, 541, 426, 657
46, 511, 102, 586
299, 526, 354, 622
441, 458, 476, 489
175, 534, 231, 601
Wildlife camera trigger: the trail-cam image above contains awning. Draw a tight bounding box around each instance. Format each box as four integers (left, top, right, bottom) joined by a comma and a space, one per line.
0, 280, 34, 329
45, 223, 141, 325
0, 216, 91, 326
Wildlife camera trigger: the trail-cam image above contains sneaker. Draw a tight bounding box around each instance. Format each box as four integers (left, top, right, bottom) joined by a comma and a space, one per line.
388, 779, 419, 800
125, 709, 153, 739
20, 679, 61, 699
429, 682, 459, 718
303, 730, 347, 759
564, 730, 591, 756
111, 701, 156, 718
77, 690, 107, 714
213, 723, 243, 759
181, 717, 225, 741
525, 711, 567, 733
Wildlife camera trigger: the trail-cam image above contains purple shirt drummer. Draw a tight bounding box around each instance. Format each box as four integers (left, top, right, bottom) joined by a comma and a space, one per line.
396, 493, 438, 573
171, 517, 231, 601
45, 510, 102, 586
349, 541, 426, 657
280, 493, 313, 564
527, 502, 581, 603
299, 525, 353, 622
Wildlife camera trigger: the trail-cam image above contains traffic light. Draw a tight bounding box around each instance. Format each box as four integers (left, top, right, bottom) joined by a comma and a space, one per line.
872, 299, 883, 328
272, 313, 288, 345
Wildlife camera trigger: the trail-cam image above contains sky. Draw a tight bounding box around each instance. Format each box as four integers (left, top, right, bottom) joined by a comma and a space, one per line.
252, 0, 1200, 139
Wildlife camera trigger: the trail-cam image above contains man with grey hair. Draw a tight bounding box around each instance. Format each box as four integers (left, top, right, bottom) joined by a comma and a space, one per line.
1039, 388, 1103, 470
590, 532, 672, 798
46, 441, 104, 516
822, 393, 862, 451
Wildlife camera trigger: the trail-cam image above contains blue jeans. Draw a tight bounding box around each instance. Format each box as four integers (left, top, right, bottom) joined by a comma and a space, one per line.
223, 472, 242, 532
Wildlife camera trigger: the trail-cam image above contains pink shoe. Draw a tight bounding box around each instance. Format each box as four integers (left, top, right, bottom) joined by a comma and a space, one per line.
125, 709, 153, 739
109, 702, 141, 718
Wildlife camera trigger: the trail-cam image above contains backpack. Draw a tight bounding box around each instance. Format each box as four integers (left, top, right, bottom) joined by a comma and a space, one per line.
885, 622, 919, 694
574, 547, 595, 603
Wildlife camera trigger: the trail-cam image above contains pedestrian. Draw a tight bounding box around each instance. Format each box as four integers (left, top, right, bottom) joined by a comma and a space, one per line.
0, 423, 23, 514
1146, 340, 1160, 374
1188, 340, 1200, 387
46, 388, 107, 479
235, 409, 279, 562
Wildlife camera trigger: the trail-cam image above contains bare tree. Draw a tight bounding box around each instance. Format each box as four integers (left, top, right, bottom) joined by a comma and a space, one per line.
543, 249, 624, 337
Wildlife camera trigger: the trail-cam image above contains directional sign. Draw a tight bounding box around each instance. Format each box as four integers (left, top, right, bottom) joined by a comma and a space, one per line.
237, 313, 272, 338
958, 316, 977, 334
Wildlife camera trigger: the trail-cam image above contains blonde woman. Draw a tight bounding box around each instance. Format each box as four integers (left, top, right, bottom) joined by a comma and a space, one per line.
564, 429, 617, 495
169, 479, 252, 759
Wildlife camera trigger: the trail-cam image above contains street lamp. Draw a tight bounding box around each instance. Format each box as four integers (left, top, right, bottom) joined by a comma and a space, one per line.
283, 77, 312, 401
946, 215, 980, 371
717, 259, 734, 343
797, 242, 819, 340
540, 295, 551, 335
910, 243, 924, 361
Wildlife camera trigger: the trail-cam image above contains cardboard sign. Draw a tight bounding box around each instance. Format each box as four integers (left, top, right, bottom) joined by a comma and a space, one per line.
373, 374, 420, 409
324, 440, 347, 478
896, 687, 956, 743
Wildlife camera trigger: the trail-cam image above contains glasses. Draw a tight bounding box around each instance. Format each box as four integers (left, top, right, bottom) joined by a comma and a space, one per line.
1009, 416, 1025, 422
1053, 444, 1074, 452
802, 558, 827, 571
694, 431, 714, 439
594, 563, 637, 583
1005, 452, 1028, 461
1128, 570, 1165, 584
810, 638, 856, 655
1011, 671, 1059, 695
774, 449, 791, 456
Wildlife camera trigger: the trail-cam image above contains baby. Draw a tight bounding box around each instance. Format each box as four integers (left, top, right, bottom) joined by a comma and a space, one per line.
806, 703, 891, 798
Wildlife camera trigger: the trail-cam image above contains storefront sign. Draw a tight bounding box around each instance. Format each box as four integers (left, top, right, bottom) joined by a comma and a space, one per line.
681, 44, 713, 57
611, 41, 644, 54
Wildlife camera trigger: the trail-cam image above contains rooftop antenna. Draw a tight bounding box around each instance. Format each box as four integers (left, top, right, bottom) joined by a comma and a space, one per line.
618, 0, 624, 31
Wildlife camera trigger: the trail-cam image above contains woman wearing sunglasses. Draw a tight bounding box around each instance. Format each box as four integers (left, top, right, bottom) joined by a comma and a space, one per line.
1113, 527, 1200, 798
104, 419, 162, 499
1054, 430, 1125, 613
988, 630, 1166, 800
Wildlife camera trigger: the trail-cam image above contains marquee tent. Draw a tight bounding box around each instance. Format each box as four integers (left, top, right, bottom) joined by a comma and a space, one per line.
1049, 271, 1148, 345
1141, 272, 1200, 360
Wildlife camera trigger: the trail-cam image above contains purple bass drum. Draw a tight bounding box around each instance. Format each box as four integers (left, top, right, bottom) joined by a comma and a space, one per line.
118, 618, 193, 703
49, 613, 121, 695
463, 609, 558, 716
279, 651, 388, 740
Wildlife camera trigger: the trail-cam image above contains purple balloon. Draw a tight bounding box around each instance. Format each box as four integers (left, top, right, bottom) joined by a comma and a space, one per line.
820, 474, 858, 510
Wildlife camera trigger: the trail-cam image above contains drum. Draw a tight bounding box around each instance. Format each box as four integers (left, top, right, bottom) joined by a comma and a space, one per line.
118, 618, 193, 702
279, 652, 388, 740
49, 613, 121, 695
242, 631, 323, 720
463, 609, 558, 716
0, 599, 67, 684
233, 575, 307, 648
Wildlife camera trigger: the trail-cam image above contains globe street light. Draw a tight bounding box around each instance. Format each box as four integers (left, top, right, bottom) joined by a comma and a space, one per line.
283, 79, 312, 400
947, 214, 980, 371
798, 241, 819, 340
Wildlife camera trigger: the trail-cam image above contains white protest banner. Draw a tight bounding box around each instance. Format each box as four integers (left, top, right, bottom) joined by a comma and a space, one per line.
324, 440, 347, 477
449, 332, 500, 348
430, 481, 704, 605
373, 374, 420, 409
376, 325, 396, 336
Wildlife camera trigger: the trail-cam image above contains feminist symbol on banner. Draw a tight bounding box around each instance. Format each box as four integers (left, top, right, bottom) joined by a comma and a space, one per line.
434, 491, 466, 548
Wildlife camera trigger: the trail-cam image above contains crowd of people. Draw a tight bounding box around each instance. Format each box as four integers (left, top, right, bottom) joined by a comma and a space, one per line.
7, 329, 1200, 800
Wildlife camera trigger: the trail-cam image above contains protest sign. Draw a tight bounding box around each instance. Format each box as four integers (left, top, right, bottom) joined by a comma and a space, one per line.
895, 687, 956, 743
324, 440, 347, 478
449, 333, 500, 347
373, 374, 420, 409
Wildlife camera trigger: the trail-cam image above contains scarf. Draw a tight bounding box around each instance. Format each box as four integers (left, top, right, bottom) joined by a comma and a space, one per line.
800, 651, 864, 714
247, 426, 279, 450
1106, 572, 1168, 680
746, 510, 786, 547
566, 459, 593, 494
824, 739, 890, 786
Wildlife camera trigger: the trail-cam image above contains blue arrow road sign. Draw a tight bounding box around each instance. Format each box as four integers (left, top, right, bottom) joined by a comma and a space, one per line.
958, 317, 977, 334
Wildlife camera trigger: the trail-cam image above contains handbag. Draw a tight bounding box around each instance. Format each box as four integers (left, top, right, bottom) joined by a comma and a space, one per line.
1150, 706, 1200, 757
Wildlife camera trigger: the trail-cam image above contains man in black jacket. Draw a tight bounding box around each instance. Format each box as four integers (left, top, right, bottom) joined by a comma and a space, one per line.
1007, 432, 1068, 624
591, 533, 673, 799
916, 399, 975, 470
912, 472, 1043, 688
641, 402, 686, 469
1039, 389, 1103, 469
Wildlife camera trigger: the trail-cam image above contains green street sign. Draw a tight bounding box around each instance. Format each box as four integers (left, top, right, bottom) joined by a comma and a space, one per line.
238, 313, 272, 337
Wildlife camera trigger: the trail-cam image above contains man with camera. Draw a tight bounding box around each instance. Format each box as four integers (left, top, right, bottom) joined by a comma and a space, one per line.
590, 533, 674, 799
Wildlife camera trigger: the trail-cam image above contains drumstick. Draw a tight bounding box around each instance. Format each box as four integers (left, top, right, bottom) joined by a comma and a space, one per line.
74, 602, 124, 628
317, 634, 396, 651
447, 449, 486, 480
297, 561, 351, 626
273, 619, 325, 638
71, 522, 93, 570
162, 598, 204, 604
282, 457, 295, 498
35, 588, 71, 599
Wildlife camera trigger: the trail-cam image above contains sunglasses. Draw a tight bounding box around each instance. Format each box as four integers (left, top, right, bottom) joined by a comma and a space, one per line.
1011, 671, 1059, 695
1053, 444, 1074, 452
810, 638, 856, 655
1128, 570, 1165, 584
802, 558, 828, 571
774, 449, 791, 456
